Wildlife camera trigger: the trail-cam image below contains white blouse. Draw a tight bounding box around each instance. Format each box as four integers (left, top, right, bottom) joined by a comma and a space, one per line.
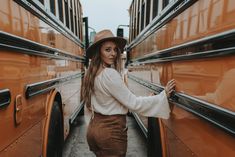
86, 68, 170, 120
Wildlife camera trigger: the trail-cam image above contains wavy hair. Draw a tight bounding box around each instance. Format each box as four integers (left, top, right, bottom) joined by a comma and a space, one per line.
81, 42, 122, 109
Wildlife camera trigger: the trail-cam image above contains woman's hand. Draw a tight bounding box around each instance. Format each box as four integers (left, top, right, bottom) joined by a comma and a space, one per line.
165, 79, 176, 98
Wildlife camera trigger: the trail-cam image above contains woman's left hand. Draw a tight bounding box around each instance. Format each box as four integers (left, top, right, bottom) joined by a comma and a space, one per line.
165, 79, 176, 98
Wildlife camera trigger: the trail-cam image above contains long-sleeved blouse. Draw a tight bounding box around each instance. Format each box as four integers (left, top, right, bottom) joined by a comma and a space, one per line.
88, 68, 170, 119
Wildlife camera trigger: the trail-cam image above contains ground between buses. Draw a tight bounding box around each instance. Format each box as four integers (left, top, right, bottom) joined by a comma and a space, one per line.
126, 0, 235, 156
0, 0, 88, 156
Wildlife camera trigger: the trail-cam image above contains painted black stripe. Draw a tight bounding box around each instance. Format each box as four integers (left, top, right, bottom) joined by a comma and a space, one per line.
0, 89, 11, 108
0, 31, 85, 62
14, 0, 84, 48
128, 74, 235, 135
129, 29, 235, 65
25, 72, 84, 99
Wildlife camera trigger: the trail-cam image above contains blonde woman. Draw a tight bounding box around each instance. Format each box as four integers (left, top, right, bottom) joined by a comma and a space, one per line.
81, 29, 175, 157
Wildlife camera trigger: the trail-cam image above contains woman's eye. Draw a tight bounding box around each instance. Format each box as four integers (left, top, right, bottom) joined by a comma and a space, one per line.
105, 48, 111, 52
104, 47, 118, 53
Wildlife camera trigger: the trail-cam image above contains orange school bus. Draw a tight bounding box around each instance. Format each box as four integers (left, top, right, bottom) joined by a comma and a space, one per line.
0, 0, 86, 156
126, 0, 235, 156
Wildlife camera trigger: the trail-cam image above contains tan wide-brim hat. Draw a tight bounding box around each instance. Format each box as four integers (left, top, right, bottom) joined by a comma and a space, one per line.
86, 29, 127, 59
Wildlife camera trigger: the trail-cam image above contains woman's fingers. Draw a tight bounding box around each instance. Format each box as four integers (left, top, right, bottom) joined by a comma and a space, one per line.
167, 80, 175, 89
166, 79, 176, 97
168, 79, 176, 86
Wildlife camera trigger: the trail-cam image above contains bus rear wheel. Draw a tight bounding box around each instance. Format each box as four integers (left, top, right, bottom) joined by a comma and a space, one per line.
147, 117, 162, 157
46, 102, 63, 157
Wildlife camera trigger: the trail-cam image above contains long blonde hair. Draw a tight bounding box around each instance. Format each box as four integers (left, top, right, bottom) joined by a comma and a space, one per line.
81, 42, 122, 109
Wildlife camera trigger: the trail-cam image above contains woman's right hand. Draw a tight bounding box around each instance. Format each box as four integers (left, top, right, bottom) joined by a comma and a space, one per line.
165, 79, 176, 98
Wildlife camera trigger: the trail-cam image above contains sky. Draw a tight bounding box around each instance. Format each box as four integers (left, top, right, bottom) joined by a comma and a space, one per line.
80, 0, 132, 38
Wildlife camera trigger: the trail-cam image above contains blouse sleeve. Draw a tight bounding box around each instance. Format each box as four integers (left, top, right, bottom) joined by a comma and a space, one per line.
101, 68, 170, 119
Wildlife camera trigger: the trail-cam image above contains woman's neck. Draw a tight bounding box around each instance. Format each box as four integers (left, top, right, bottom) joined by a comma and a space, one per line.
102, 63, 111, 68
96, 63, 110, 76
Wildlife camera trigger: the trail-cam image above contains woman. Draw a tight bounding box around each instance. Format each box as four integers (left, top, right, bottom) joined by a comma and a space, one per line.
81, 29, 175, 157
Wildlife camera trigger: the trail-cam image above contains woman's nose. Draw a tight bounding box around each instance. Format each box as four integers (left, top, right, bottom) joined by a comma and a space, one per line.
111, 49, 116, 56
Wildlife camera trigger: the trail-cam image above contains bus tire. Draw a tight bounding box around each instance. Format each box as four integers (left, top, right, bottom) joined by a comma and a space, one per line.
46, 102, 63, 157
147, 117, 162, 157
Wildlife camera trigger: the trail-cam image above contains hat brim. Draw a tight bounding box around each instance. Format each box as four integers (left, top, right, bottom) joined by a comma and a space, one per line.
86, 37, 127, 59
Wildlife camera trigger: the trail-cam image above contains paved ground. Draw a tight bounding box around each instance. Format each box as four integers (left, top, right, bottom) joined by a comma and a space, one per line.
62, 115, 147, 157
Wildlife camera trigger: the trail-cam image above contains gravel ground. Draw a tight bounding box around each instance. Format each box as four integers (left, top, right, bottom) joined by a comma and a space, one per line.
62, 115, 147, 157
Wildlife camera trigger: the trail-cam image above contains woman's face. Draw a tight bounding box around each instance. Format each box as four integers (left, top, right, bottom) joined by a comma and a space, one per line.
100, 41, 118, 66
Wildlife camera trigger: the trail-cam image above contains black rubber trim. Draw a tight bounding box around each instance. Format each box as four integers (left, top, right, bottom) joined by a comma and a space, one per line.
25, 72, 84, 99
129, 29, 235, 65
0, 89, 11, 108
0, 31, 85, 62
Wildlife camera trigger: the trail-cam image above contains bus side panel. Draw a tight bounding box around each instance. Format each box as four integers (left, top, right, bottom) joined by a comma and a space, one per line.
0, 52, 47, 156
128, 0, 235, 156
0, 0, 84, 156
128, 61, 235, 157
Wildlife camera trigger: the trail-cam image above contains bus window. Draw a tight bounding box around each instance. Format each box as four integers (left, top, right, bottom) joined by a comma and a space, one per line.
70, 0, 74, 33
137, 11, 140, 34
137, 0, 140, 35
39, 0, 44, 5
65, 0, 70, 28
74, 0, 78, 36
133, 0, 138, 38
162, 0, 174, 9
152, 0, 158, 19
141, 0, 145, 31
50, 0, 56, 15
146, 0, 151, 26
78, 2, 82, 39
58, 0, 64, 22
162, 0, 169, 9
129, 4, 134, 41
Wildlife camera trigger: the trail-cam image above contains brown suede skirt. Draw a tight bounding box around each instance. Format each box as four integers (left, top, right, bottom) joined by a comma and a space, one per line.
86, 112, 127, 157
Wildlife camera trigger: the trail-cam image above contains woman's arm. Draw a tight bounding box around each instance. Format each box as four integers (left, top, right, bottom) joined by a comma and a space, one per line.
101, 68, 175, 118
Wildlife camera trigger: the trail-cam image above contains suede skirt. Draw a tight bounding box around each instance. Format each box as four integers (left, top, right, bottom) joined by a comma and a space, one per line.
86, 112, 127, 157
